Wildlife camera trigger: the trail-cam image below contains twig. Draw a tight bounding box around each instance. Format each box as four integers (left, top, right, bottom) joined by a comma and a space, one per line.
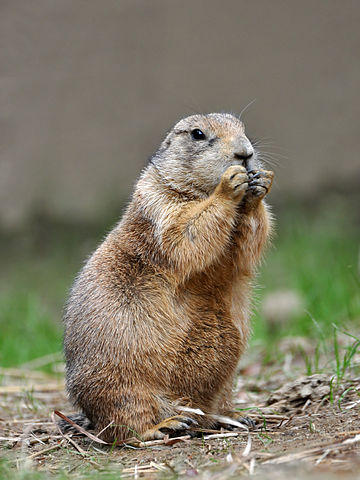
242, 434, 252, 457
122, 463, 168, 473
20, 352, 63, 369
0, 383, 63, 394
278, 414, 295, 428
262, 434, 360, 465
0, 436, 22, 442
314, 395, 328, 413
62, 434, 87, 455
53, 411, 108, 445
246, 413, 290, 421
203, 432, 239, 440
95, 420, 114, 438
3, 419, 53, 425
62, 433, 101, 468
315, 449, 330, 465
337, 430, 360, 436
27, 440, 64, 459
0, 367, 54, 380
249, 457, 256, 475
301, 399, 311, 412
28, 435, 64, 446
123, 435, 191, 448
52, 412, 102, 467
343, 434, 360, 444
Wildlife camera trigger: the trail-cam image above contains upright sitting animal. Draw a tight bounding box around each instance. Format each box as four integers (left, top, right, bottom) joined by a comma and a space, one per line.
63, 113, 274, 443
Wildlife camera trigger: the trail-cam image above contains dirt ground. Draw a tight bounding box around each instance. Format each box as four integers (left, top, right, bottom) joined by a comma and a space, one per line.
1, 344, 360, 479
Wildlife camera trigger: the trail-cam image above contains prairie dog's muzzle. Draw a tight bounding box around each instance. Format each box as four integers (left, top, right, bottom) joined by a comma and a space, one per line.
233, 137, 255, 171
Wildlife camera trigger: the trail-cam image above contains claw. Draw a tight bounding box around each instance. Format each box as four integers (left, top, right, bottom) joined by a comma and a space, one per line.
158, 415, 199, 433
238, 416, 256, 429
143, 415, 199, 440
185, 417, 199, 426
160, 421, 190, 431
249, 171, 262, 180
175, 416, 199, 427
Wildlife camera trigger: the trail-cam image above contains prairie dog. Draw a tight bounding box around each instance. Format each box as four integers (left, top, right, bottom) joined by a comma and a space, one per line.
63, 113, 274, 442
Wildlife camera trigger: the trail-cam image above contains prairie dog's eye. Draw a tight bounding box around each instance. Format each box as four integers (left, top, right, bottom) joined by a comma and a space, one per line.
191, 129, 206, 140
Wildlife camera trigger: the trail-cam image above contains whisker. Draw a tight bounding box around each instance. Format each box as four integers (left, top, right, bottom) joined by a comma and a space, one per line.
256, 152, 283, 168
258, 154, 279, 162
255, 144, 287, 151
238, 99, 257, 120
260, 154, 288, 162
249, 136, 288, 153
252, 142, 288, 152
259, 159, 283, 169
257, 149, 289, 159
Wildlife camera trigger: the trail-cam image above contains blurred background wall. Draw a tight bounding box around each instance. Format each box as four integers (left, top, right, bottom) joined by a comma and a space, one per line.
1, 0, 359, 229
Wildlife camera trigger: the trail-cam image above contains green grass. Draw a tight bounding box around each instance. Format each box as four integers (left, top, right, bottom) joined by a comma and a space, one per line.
252, 200, 360, 341
0, 292, 61, 367
0, 214, 109, 369
0, 201, 359, 369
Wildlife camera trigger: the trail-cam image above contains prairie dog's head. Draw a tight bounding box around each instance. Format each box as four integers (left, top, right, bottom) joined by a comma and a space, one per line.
151, 113, 260, 197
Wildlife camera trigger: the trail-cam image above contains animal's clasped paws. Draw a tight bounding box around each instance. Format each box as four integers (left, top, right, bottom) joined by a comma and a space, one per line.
246, 169, 274, 199
216, 165, 249, 202
142, 415, 199, 440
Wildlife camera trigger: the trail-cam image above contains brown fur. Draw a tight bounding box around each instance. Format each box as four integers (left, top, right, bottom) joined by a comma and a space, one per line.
63, 113, 274, 442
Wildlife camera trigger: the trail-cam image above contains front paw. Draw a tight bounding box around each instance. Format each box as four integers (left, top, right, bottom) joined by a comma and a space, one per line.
248, 169, 274, 196
215, 165, 249, 202
243, 169, 274, 206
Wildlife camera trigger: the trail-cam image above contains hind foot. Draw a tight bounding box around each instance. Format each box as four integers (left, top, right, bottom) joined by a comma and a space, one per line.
142, 415, 198, 440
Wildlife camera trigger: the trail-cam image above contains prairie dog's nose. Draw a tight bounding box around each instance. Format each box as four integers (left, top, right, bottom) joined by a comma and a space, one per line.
233, 137, 254, 161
